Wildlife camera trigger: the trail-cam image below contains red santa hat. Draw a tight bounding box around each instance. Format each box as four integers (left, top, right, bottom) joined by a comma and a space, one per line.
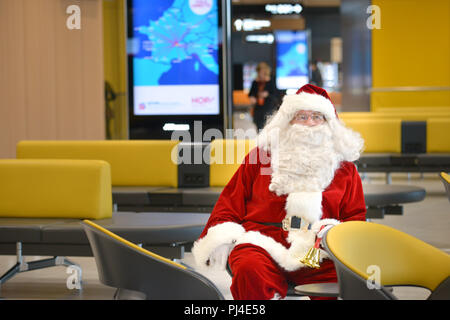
288, 84, 338, 120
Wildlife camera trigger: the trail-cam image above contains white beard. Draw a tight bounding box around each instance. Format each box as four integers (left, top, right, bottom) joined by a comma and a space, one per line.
269, 123, 342, 196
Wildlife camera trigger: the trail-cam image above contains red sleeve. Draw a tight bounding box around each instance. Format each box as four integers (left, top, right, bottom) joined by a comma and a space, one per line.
198, 148, 260, 239
339, 162, 367, 222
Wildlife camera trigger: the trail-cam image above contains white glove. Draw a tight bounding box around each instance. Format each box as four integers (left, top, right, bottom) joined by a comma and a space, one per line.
317, 224, 334, 239
192, 222, 245, 270
206, 242, 234, 269
311, 219, 341, 238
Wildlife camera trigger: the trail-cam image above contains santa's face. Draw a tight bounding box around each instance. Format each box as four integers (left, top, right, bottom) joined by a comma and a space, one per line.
281, 110, 332, 148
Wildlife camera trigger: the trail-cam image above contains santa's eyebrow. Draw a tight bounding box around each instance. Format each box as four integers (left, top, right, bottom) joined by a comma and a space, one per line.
295, 111, 324, 116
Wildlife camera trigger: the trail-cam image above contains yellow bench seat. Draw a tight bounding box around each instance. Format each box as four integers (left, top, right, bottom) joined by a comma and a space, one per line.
16, 140, 179, 187
340, 118, 401, 153
0, 159, 112, 219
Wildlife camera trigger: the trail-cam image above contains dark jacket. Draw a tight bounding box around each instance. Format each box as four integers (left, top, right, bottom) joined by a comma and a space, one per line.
248, 79, 279, 130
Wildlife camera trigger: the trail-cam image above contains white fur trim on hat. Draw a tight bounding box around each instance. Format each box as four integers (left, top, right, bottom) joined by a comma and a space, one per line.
285, 192, 323, 224
281, 91, 336, 121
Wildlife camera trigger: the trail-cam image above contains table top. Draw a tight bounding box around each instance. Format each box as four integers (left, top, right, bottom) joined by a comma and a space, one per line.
0, 212, 210, 244
112, 184, 426, 207
361, 184, 426, 206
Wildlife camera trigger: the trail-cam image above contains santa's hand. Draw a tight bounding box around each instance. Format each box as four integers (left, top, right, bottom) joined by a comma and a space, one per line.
317, 224, 334, 238
311, 218, 341, 238
206, 242, 234, 269
192, 222, 245, 270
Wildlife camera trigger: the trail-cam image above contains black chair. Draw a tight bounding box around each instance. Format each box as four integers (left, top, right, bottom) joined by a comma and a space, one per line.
82, 219, 224, 300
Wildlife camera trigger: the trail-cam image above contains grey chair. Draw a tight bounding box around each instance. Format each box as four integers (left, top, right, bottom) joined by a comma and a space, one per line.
82, 219, 224, 300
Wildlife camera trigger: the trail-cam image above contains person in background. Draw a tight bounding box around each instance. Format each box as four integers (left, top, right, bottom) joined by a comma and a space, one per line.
248, 62, 280, 131
310, 61, 323, 87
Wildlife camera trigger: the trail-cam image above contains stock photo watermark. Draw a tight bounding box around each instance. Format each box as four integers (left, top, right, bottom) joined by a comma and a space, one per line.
366, 264, 381, 290
367, 5, 381, 30
168, 121, 274, 175
66, 265, 82, 290
66, 5, 81, 30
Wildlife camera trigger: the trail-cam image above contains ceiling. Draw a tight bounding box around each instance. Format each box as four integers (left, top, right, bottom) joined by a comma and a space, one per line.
232, 0, 340, 6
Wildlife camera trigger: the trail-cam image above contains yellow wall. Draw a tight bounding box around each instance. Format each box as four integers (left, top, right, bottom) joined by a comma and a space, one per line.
371, 0, 450, 110
103, 0, 128, 139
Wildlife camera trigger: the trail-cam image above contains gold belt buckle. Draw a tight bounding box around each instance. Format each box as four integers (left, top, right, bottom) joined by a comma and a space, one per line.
282, 217, 291, 231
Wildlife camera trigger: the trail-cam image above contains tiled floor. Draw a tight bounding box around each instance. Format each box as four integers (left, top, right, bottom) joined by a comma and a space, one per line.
0, 172, 448, 300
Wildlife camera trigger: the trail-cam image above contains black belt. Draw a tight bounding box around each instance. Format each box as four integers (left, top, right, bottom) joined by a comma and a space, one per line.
254, 221, 283, 228
246, 216, 305, 231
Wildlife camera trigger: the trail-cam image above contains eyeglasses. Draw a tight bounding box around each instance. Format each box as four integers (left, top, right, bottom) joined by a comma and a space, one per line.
292, 112, 326, 122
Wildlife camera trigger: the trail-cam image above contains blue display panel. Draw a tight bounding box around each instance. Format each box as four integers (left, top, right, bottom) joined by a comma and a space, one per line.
275, 30, 309, 90
130, 0, 220, 116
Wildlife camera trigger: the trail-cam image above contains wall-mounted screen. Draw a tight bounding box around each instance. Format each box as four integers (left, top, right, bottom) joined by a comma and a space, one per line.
130, 0, 220, 116
127, 0, 225, 139
274, 30, 309, 90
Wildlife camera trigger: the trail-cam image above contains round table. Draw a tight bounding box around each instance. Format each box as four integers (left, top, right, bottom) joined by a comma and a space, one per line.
362, 184, 426, 207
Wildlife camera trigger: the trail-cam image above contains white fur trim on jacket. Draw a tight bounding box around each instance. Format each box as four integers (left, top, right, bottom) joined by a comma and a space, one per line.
285, 192, 323, 224
235, 228, 324, 272
192, 222, 245, 270
192, 219, 341, 272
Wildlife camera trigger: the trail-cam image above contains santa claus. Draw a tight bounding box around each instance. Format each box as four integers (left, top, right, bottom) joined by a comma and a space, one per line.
192, 84, 367, 300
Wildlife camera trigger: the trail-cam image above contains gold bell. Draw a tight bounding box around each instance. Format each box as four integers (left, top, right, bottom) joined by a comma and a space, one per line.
300, 247, 321, 269
300, 226, 326, 269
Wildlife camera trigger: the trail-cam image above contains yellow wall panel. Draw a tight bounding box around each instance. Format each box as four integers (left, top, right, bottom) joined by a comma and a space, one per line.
103, 0, 128, 139
371, 0, 450, 110
427, 118, 450, 153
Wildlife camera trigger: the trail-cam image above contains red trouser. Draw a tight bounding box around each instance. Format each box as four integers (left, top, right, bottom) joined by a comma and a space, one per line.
228, 243, 338, 300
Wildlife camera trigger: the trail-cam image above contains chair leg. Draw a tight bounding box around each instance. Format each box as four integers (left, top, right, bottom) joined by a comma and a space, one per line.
0, 242, 82, 289
0, 263, 21, 286
386, 173, 392, 184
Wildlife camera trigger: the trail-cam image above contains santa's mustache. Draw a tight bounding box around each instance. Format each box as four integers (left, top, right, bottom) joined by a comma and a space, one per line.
281, 123, 333, 147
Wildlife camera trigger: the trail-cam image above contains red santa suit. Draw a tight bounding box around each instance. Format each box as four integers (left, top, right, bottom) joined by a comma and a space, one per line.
192, 84, 367, 300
